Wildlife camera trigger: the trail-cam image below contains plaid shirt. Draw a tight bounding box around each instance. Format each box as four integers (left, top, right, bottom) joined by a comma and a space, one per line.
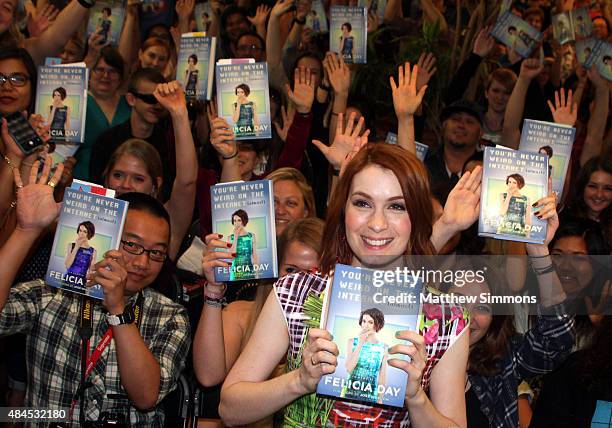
468, 304, 575, 428
276, 272, 468, 427
0, 280, 191, 427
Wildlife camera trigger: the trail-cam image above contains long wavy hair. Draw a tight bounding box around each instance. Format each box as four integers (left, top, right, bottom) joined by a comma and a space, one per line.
319, 143, 436, 275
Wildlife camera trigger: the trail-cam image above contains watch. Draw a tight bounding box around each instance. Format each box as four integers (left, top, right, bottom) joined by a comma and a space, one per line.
106, 308, 135, 326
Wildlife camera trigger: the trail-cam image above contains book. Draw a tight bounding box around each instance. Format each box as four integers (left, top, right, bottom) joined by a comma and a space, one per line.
44, 57, 62, 66
194, 2, 213, 33
552, 8, 592, 44
330, 6, 367, 64
45, 187, 128, 299
71, 178, 116, 197
478, 146, 548, 244
358, 0, 386, 21
86, 0, 126, 46
35, 63, 88, 144
176, 33, 216, 101
210, 179, 278, 282
576, 38, 599, 66
491, 12, 542, 58
306, 0, 328, 34
519, 119, 575, 197
591, 40, 612, 82
384, 132, 428, 161
215, 61, 272, 140
317, 263, 422, 407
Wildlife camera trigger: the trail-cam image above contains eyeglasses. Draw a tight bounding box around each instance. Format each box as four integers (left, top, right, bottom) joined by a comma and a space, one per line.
236, 44, 263, 53
129, 91, 159, 105
121, 240, 167, 262
92, 67, 120, 77
0, 73, 29, 87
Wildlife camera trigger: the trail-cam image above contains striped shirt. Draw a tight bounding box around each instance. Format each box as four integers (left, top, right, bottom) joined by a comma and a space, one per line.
0, 280, 191, 427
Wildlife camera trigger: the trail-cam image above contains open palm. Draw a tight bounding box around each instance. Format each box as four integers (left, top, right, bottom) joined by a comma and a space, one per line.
440, 166, 482, 231
311, 112, 368, 170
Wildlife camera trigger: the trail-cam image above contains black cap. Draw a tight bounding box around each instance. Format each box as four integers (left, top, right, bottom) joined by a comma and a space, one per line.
441, 99, 484, 126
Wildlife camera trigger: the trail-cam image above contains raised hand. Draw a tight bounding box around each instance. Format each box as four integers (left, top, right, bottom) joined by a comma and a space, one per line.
210, 116, 237, 158
323, 52, 350, 96
13, 155, 63, 233
154, 81, 187, 116
438, 166, 482, 233
296, 0, 312, 20
285, 66, 315, 114
27, 4, 59, 38
202, 233, 234, 286
587, 66, 608, 90
527, 177, 558, 251
298, 328, 339, 394
248, 4, 271, 26
519, 58, 543, 81
390, 62, 427, 119
271, 0, 294, 18
547, 88, 577, 126
472, 27, 495, 58
415, 52, 437, 92
367, 9, 380, 33
312, 111, 369, 171
175, 0, 195, 22
388, 330, 427, 402
93, 250, 129, 314
273, 104, 295, 142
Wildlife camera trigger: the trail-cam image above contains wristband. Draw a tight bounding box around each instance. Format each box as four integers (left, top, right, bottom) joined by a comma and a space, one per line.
293, 16, 306, 25
204, 296, 227, 308
77, 0, 96, 8
533, 264, 555, 275
204, 282, 227, 299
222, 150, 238, 160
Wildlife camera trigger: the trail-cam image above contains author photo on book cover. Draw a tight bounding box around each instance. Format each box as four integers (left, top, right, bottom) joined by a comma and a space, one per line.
184, 54, 200, 98
47, 86, 70, 139
229, 209, 258, 280
232, 83, 259, 137
339, 22, 354, 62
64, 220, 97, 285
498, 173, 532, 237
342, 308, 389, 404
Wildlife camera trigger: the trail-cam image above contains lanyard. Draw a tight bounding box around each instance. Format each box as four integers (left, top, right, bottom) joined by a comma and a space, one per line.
70, 293, 144, 422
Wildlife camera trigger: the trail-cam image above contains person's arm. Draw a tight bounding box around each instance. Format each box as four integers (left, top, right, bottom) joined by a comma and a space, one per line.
323, 53, 350, 145
419, 0, 448, 33
207, 102, 241, 183
65, 242, 79, 268
0, 156, 63, 311
252, 101, 260, 127
391, 62, 427, 155
23, 0, 91, 65
154, 82, 198, 260
266, 0, 294, 68
344, 336, 362, 372
580, 68, 610, 166
220, 291, 338, 425
175, 0, 195, 35
251, 232, 258, 267
502, 59, 543, 150
118, 0, 141, 75
248, 4, 271, 40
499, 192, 511, 216
377, 350, 388, 404
65, 106, 71, 130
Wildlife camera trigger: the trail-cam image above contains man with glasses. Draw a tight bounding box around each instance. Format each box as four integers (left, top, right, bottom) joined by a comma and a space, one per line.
0, 155, 190, 426
89, 68, 176, 197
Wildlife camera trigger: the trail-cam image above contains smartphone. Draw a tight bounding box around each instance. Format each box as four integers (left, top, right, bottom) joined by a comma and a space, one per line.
3, 112, 45, 155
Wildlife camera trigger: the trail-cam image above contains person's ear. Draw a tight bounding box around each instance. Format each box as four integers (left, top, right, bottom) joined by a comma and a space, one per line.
126, 93, 136, 107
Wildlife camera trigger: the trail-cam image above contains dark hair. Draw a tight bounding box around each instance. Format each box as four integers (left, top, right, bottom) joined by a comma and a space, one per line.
128, 67, 166, 94
52, 87, 67, 100
342, 22, 352, 32
145, 24, 172, 42
550, 218, 609, 256
359, 308, 385, 331
231, 209, 249, 226
539, 145, 553, 158
277, 217, 325, 266
523, 6, 544, 22
221, 6, 249, 36
188, 54, 198, 64
508, 26, 517, 32
506, 173, 525, 189
117, 192, 171, 233
235, 83, 251, 96
77, 221, 96, 239
604, 55, 612, 62
320, 144, 436, 275
93, 46, 125, 78
570, 155, 612, 222
236, 31, 266, 51
0, 48, 37, 113
102, 7, 111, 15
486, 67, 517, 92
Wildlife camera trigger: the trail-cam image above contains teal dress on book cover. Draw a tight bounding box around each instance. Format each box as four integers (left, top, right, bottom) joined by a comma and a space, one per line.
230, 232, 255, 280
498, 193, 528, 236
236, 101, 255, 136
341, 338, 386, 402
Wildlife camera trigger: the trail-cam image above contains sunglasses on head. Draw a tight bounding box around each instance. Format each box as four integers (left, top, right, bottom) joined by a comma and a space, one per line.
130, 91, 158, 105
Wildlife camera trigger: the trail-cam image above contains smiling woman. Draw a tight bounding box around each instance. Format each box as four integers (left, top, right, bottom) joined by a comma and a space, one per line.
267, 167, 316, 236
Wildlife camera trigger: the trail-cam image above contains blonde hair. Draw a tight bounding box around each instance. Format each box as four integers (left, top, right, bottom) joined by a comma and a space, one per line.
266, 167, 316, 218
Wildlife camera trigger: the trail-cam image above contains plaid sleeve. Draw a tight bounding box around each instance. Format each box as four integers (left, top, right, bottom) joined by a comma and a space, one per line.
0, 280, 48, 336
512, 302, 575, 379
148, 304, 191, 404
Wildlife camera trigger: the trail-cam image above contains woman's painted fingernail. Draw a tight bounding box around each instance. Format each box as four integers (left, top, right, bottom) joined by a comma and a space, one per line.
532, 202, 538, 207
226, 243, 232, 248
533, 211, 540, 216
218, 234, 223, 238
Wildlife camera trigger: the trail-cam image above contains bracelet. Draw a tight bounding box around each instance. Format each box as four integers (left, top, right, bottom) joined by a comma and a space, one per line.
3, 155, 17, 172
319, 83, 331, 91
292, 16, 306, 25
76, 0, 95, 8
533, 264, 556, 275
204, 296, 227, 308
528, 253, 551, 259
204, 282, 227, 299
222, 150, 238, 160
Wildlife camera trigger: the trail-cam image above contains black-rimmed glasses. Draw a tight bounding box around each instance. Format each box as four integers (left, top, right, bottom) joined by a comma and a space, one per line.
121, 240, 167, 262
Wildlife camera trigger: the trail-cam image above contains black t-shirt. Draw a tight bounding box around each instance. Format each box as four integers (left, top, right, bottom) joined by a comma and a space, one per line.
466, 386, 490, 428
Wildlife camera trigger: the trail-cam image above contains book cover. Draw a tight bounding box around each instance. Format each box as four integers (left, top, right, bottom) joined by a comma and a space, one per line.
572, 7, 593, 39
593, 41, 612, 82
491, 12, 542, 58
35, 64, 88, 144
71, 178, 116, 197
306, 0, 328, 33
576, 38, 599, 66
317, 264, 422, 407
519, 119, 575, 197
45, 188, 128, 299
194, 2, 213, 33
552, 12, 575, 44
358, 0, 387, 21
215, 61, 272, 140
176, 33, 216, 101
384, 132, 428, 161
211, 179, 277, 282
330, 6, 367, 64
86, 0, 125, 46
44, 57, 62, 66
479, 146, 548, 244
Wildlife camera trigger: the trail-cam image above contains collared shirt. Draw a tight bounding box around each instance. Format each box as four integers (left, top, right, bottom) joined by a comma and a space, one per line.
0, 280, 190, 427
468, 303, 574, 428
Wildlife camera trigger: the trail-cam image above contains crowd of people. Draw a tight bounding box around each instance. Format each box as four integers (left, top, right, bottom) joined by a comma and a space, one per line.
0, 0, 611, 426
